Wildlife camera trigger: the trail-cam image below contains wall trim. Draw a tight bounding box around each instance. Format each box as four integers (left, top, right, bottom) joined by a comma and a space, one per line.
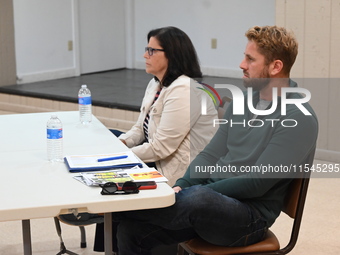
17, 68, 78, 84
201, 66, 243, 78
315, 149, 340, 164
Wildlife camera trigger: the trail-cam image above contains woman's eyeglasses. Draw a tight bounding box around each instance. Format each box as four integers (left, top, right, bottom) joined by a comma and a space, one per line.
99, 181, 140, 195
145, 47, 165, 56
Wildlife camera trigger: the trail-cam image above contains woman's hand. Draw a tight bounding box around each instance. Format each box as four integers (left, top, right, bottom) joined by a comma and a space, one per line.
120, 139, 127, 145
173, 186, 182, 193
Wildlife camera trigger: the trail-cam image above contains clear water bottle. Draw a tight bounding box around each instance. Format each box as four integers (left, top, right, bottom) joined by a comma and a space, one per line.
78, 84, 92, 124
47, 115, 63, 162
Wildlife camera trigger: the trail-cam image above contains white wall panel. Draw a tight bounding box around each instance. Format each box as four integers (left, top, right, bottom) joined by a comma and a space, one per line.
13, 0, 74, 82
328, 1, 340, 152
276, 0, 340, 162
133, 0, 275, 78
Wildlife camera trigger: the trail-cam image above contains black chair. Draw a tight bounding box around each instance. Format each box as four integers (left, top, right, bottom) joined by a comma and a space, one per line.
54, 216, 86, 255
200, 82, 232, 118
178, 147, 315, 255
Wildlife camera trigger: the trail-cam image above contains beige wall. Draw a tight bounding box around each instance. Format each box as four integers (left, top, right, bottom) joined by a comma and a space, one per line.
0, 0, 16, 86
276, 0, 340, 162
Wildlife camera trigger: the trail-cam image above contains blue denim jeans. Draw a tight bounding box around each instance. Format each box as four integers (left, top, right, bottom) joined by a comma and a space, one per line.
113, 185, 268, 255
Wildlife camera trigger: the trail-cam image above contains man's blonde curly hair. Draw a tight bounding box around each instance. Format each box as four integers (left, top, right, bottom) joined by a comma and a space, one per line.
245, 26, 298, 75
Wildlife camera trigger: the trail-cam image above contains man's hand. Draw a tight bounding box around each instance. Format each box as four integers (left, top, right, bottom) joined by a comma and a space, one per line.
173, 186, 182, 193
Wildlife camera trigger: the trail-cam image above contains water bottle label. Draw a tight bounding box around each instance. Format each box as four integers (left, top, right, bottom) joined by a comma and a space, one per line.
78, 96, 92, 105
47, 129, 63, 139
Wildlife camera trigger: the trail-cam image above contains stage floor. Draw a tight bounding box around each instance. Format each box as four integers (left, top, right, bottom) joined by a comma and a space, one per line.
0, 69, 242, 111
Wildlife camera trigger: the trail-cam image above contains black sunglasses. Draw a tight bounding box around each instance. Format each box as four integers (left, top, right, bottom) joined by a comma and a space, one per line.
99, 181, 140, 195
145, 47, 165, 56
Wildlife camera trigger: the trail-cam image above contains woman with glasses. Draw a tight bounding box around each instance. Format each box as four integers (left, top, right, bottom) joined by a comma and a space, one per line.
93, 26, 218, 254
116, 26, 218, 186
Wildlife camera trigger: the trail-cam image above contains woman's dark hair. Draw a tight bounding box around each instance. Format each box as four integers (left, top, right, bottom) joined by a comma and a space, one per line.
147, 26, 202, 87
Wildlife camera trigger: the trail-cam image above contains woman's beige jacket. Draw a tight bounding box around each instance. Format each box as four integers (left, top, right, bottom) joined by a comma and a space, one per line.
119, 75, 218, 186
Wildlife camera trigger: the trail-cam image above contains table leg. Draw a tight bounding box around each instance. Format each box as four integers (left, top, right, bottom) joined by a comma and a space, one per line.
22, 219, 32, 255
104, 212, 113, 255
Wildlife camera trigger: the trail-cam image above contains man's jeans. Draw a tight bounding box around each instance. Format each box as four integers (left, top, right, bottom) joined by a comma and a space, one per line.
113, 185, 268, 255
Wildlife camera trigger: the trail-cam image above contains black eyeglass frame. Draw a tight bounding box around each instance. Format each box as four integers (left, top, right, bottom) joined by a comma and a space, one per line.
99, 181, 140, 195
145, 47, 165, 56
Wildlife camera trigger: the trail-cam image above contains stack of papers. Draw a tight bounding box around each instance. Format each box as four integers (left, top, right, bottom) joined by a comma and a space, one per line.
64, 151, 143, 172
74, 168, 168, 186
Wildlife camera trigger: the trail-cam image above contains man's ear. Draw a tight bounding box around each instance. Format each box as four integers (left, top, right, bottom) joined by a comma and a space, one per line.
269, 60, 283, 76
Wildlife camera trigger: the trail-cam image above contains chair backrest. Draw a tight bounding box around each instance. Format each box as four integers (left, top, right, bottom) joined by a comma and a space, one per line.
282, 146, 315, 218
199, 83, 232, 119
199, 83, 223, 108
283, 178, 303, 218
280, 146, 315, 254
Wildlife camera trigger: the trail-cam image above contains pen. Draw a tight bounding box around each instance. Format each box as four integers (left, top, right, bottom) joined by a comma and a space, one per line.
97, 155, 128, 162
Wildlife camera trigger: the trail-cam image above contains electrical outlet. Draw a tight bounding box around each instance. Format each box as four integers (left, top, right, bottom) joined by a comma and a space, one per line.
211, 38, 217, 49
68, 40, 73, 51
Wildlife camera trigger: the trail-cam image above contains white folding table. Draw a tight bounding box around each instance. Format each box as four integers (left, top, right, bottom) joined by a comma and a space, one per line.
0, 111, 175, 255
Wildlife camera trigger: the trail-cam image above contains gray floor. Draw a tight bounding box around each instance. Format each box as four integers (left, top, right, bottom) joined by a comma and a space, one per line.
0, 69, 242, 112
